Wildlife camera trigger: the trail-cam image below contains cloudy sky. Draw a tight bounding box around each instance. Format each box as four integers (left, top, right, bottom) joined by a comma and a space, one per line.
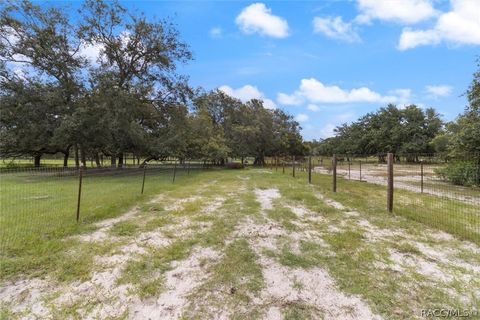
52, 1, 480, 140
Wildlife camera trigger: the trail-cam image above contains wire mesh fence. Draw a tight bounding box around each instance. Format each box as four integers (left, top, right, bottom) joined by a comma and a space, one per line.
0, 161, 208, 256
266, 153, 480, 244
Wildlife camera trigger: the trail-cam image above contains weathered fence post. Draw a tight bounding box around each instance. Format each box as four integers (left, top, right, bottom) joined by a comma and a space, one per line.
332, 154, 337, 192
282, 157, 285, 174
76, 164, 84, 222
387, 153, 394, 213
292, 155, 296, 178
420, 161, 424, 193
141, 163, 147, 194
308, 156, 312, 184
172, 159, 177, 183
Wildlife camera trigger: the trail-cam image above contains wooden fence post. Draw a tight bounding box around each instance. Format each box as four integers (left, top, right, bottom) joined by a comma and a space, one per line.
292, 155, 296, 178
387, 153, 394, 213
332, 154, 337, 192
282, 157, 285, 174
141, 163, 147, 194
76, 164, 84, 222
308, 156, 312, 184
187, 160, 190, 175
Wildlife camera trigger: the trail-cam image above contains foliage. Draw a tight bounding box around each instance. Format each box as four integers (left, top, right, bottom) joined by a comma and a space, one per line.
225, 162, 244, 169
317, 104, 443, 158
435, 161, 480, 187
0, 0, 304, 167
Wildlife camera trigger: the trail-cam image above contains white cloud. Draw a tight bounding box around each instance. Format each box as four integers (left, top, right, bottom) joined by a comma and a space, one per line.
389, 89, 412, 105
307, 104, 321, 112
277, 92, 303, 105
209, 27, 222, 38
313, 16, 360, 42
398, 0, 480, 50
78, 41, 103, 63
280, 78, 399, 104
320, 123, 337, 139
295, 113, 309, 122
219, 84, 277, 109
398, 29, 441, 50
262, 99, 277, 110
356, 0, 437, 24
426, 85, 452, 97
236, 3, 289, 38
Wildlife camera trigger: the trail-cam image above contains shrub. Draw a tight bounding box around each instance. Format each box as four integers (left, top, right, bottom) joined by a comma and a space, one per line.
435, 161, 479, 187
225, 162, 244, 169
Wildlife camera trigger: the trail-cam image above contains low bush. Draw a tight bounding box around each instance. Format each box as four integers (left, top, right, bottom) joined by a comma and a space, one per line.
435, 161, 479, 187
225, 162, 244, 169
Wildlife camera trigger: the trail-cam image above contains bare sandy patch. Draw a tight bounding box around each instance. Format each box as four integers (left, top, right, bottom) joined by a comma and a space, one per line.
255, 188, 281, 211
314, 193, 346, 210
129, 247, 219, 320
0, 278, 51, 319
203, 197, 225, 213
257, 255, 382, 320
239, 191, 379, 319
164, 196, 201, 211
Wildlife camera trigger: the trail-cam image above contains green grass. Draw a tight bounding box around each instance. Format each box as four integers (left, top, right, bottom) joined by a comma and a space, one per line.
0, 168, 196, 280
292, 170, 480, 245
1, 167, 479, 319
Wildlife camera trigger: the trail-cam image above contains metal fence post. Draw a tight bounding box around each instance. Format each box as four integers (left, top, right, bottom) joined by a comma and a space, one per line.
141, 164, 147, 194
308, 156, 312, 184
292, 155, 296, 178
332, 154, 337, 192
387, 153, 394, 213
76, 165, 84, 222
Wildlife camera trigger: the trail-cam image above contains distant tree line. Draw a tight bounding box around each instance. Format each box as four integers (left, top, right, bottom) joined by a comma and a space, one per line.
309, 59, 480, 162
0, 0, 304, 167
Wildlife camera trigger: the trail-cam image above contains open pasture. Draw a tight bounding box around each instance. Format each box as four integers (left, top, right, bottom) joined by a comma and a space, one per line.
1, 168, 479, 319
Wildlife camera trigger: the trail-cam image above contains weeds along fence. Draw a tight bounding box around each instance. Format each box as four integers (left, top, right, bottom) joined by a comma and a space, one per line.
265, 153, 480, 244
0, 161, 207, 255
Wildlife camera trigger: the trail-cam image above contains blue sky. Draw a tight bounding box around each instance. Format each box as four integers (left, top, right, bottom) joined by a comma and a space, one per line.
49, 1, 480, 140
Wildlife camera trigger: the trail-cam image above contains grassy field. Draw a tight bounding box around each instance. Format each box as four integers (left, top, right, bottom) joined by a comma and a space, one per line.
0, 168, 191, 279
1, 168, 479, 319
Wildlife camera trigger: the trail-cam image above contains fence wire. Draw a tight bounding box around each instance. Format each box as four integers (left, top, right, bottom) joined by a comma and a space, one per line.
299, 154, 480, 243
0, 162, 206, 257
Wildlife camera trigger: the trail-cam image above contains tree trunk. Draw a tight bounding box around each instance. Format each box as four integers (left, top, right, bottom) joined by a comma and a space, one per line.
95, 153, 101, 167
117, 153, 124, 168
63, 150, 69, 167
74, 145, 80, 168
34, 154, 41, 167
111, 155, 116, 167
80, 147, 86, 168
253, 156, 265, 166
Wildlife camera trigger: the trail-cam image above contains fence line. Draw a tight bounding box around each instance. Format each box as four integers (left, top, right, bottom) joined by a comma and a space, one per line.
0, 161, 211, 254
266, 153, 480, 244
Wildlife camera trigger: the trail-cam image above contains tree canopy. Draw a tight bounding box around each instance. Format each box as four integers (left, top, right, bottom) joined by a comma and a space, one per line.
0, 0, 304, 167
